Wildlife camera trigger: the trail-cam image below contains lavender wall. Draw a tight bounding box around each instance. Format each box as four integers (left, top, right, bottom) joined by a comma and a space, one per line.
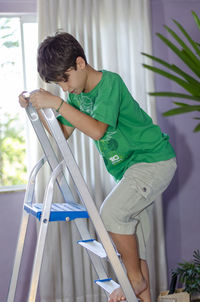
0, 0, 36, 13
151, 0, 200, 283
0, 190, 40, 302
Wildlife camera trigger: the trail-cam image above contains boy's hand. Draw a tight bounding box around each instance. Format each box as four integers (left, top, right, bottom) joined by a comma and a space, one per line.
29, 88, 60, 110
18, 91, 29, 108
18, 88, 61, 110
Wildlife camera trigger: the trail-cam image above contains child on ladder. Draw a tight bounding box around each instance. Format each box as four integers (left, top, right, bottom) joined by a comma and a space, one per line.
19, 32, 177, 302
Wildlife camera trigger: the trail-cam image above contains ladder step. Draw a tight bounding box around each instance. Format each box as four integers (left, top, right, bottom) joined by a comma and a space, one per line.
95, 278, 120, 294
95, 279, 141, 301
78, 239, 107, 258
24, 202, 89, 221
78, 239, 121, 259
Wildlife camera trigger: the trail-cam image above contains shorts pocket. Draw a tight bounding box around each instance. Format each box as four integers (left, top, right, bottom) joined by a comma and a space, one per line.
135, 179, 153, 200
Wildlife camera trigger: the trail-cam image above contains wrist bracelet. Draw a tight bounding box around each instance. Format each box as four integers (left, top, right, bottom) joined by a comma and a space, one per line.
56, 99, 64, 113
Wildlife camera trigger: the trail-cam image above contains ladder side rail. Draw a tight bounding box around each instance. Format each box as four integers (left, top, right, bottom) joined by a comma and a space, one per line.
7, 157, 46, 302
26, 104, 74, 203
41, 108, 138, 302
7, 212, 29, 302
74, 219, 109, 280
25, 156, 46, 206
28, 161, 65, 302
74, 219, 120, 297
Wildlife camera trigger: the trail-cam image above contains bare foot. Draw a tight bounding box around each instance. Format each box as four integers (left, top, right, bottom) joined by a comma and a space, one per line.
108, 277, 147, 301
108, 287, 126, 302
129, 276, 147, 296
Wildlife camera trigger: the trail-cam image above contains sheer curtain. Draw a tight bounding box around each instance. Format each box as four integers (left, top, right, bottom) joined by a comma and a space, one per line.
34, 0, 168, 301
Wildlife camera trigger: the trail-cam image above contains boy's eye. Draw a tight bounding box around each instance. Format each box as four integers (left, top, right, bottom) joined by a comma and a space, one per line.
63, 75, 69, 82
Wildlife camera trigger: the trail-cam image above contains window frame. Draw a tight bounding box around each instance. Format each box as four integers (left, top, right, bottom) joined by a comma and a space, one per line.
0, 13, 37, 192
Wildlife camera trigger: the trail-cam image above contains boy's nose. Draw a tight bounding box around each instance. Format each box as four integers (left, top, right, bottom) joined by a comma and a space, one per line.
61, 84, 68, 92
58, 82, 69, 92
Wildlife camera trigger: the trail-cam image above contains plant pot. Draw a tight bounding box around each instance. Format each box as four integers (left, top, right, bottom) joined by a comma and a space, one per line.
191, 293, 200, 302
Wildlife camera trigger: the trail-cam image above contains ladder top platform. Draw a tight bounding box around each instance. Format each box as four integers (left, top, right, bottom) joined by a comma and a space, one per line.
24, 202, 89, 222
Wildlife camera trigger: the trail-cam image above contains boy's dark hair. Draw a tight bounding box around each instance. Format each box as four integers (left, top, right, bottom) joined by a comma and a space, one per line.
37, 32, 87, 83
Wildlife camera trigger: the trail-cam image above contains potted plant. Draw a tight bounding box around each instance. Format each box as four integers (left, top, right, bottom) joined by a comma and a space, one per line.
171, 250, 200, 301
141, 12, 200, 301
142, 11, 200, 132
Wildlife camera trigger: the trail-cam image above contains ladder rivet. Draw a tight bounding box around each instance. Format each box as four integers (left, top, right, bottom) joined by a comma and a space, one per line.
43, 219, 48, 223
65, 217, 70, 222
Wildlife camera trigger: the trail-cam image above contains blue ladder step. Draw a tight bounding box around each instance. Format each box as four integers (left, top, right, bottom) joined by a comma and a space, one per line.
24, 202, 89, 221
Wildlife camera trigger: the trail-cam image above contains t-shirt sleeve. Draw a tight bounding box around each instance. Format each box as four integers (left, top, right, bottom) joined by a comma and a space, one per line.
57, 115, 74, 127
56, 96, 74, 127
91, 73, 121, 128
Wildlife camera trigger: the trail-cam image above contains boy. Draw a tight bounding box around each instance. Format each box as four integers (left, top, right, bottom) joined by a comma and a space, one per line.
19, 32, 177, 302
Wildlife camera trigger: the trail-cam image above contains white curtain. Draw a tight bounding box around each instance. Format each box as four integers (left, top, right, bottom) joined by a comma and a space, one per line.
33, 1, 168, 301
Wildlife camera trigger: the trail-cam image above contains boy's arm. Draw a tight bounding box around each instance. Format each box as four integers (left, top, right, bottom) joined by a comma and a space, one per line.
19, 91, 74, 140
59, 122, 75, 139
58, 102, 108, 140
37, 109, 74, 139
30, 89, 108, 141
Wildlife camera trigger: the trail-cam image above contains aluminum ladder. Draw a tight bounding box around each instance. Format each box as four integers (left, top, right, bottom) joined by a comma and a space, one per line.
7, 103, 139, 302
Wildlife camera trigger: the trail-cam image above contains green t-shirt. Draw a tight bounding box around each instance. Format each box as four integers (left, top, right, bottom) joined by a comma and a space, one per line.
57, 70, 176, 181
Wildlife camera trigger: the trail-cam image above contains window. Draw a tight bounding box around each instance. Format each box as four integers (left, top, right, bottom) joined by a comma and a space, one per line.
0, 15, 38, 189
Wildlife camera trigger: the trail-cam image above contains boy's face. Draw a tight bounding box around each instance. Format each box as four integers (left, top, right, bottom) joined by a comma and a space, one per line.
56, 57, 87, 95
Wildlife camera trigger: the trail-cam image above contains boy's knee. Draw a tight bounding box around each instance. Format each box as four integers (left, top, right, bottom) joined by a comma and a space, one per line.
100, 201, 139, 235
100, 202, 110, 225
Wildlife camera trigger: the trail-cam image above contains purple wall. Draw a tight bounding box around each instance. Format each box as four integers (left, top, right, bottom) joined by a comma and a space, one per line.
151, 0, 200, 283
0, 0, 36, 13
0, 190, 40, 302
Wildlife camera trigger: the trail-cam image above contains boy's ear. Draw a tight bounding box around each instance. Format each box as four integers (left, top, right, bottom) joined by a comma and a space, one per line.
76, 57, 86, 70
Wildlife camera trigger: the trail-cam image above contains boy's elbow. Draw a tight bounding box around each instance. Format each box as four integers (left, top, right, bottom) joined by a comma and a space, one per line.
93, 133, 103, 141
93, 122, 108, 140
93, 128, 106, 141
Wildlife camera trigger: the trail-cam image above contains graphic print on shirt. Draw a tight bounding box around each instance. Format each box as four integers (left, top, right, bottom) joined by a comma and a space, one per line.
76, 93, 124, 166
97, 129, 123, 165
79, 95, 94, 114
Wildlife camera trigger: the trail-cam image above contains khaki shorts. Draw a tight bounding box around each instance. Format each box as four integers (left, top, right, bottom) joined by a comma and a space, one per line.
100, 158, 177, 259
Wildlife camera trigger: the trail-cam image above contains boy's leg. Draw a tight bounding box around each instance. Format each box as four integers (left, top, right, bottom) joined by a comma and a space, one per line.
139, 259, 152, 302
101, 159, 177, 301
100, 171, 151, 301
108, 233, 152, 302
109, 232, 147, 296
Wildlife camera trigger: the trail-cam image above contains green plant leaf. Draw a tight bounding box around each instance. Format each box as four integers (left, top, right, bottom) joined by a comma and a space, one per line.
142, 52, 200, 85
181, 49, 200, 78
143, 64, 200, 95
163, 104, 200, 116
149, 92, 200, 102
164, 23, 200, 60
172, 19, 200, 58
193, 249, 200, 264
173, 102, 191, 107
3, 41, 19, 48
157, 33, 200, 78
171, 64, 200, 85
142, 11, 200, 133
192, 11, 200, 31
